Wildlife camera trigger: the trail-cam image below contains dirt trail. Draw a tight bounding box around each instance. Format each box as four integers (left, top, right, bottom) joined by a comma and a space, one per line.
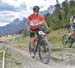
0, 42, 75, 68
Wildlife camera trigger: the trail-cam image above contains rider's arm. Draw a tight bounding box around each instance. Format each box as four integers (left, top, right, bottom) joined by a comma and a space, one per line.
25, 19, 30, 31
41, 19, 49, 31
70, 16, 73, 24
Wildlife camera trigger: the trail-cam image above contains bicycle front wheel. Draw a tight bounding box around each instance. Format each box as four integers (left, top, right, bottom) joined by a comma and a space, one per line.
62, 34, 73, 48
38, 39, 51, 64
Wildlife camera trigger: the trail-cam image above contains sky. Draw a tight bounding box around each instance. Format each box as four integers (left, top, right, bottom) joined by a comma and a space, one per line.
0, 0, 66, 26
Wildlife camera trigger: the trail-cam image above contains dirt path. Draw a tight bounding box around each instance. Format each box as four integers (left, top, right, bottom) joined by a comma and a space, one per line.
0, 42, 52, 68
0, 42, 75, 68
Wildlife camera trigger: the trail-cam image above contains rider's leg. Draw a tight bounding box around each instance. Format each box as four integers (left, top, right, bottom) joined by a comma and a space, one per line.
30, 37, 35, 51
30, 28, 40, 50
66, 32, 73, 42
66, 31, 75, 43
71, 31, 75, 39
30, 31, 35, 50
66, 25, 74, 42
30, 31, 35, 58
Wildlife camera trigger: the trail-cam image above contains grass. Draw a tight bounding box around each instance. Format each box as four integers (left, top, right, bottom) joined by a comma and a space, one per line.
2, 28, 74, 50
12, 37, 29, 50
6, 35, 30, 50
47, 28, 69, 48
0, 52, 3, 60
0, 47, 4, 60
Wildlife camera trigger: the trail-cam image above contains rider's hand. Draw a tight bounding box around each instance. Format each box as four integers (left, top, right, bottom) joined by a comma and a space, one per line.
45, 29, 50, 34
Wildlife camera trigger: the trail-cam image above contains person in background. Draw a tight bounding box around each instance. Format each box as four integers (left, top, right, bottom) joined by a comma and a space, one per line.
66, 14, 75, 42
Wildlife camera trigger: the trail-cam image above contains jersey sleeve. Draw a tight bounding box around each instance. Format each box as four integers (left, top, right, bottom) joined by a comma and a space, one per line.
27, 15, 32, 20
39, 16, 44, 21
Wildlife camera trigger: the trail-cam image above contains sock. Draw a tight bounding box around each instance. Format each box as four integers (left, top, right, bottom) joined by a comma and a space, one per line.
32, 48, 35, 51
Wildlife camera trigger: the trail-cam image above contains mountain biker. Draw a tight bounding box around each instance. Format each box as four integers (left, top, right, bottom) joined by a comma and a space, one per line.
66, 14, 75, 42
25, 6, 49, 58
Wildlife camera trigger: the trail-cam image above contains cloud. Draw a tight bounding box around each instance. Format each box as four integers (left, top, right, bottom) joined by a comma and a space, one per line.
0, 0, 66, 26
0, 2, 27, 12
0, 22, 9, 26
0, 3, 17, 11
0, 0, 28, 26
0, 10, 29, 25
0, 11, 15, 23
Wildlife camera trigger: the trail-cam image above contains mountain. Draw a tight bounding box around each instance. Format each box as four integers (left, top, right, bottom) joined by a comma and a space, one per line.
40, 5, 55, 16
0, 17, 26, 35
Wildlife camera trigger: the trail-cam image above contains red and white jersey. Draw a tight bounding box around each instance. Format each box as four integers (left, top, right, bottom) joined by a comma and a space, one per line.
27, 14, 44, 30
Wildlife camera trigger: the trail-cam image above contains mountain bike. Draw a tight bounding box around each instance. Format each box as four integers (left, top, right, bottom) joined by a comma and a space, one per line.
29, 30, 51, 64
62, 24, 75, 48
62, 34, 74, 48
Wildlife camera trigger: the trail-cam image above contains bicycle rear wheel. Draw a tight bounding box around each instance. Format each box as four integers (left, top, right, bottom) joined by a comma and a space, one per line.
38, 39, 51, 64
62, 34, 73, 48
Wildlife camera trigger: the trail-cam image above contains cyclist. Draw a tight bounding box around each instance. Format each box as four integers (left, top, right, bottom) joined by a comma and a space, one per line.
25, 6, 49, 58
66, 14, 75, 42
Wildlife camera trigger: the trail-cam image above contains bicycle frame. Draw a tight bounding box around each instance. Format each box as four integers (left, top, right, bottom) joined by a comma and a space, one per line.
34, 31, 46, 52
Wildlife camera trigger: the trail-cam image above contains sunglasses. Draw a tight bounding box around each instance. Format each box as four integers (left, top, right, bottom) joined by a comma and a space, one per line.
33, 10, 39, 12
35, 11, 39, 12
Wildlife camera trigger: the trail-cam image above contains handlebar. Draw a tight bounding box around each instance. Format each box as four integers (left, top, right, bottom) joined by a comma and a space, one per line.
45, 29, 51, 34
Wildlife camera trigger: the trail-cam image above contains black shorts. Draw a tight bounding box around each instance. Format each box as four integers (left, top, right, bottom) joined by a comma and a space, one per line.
30, 28, 40, 37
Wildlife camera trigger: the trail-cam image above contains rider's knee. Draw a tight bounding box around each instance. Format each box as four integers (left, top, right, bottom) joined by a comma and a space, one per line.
30, 32, 35, 37
30, 37, 35, 42
69, 31, 75, 36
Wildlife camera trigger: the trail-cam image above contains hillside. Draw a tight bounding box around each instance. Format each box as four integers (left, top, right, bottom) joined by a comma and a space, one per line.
45, 0, 75, 30
0, 17, 26, 35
